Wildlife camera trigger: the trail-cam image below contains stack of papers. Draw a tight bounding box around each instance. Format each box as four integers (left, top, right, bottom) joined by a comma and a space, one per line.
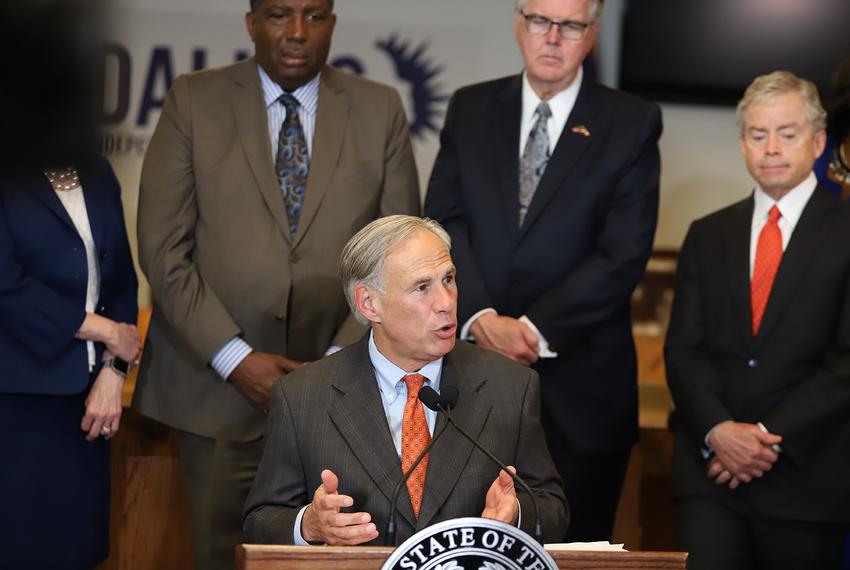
545, 542, 627, 552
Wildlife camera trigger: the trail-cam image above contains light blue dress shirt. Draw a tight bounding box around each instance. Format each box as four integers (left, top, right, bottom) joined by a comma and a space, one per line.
369, 332, 442, 454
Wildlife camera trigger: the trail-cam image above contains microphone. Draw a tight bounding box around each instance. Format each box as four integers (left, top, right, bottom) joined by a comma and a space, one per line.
385, 388, 457, 546
419, 385, 458, 412
419, 385, 545, 545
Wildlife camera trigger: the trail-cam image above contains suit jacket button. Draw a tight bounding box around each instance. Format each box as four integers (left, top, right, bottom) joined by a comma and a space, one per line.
275, 314, 286, 322
748, 358, 758, 368
290, 252, 300, 263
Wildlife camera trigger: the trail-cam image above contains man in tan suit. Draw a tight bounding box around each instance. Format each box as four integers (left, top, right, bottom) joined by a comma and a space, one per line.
132, 1, 419, 568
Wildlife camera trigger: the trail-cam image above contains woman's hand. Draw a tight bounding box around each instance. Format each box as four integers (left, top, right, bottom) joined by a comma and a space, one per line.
81, 366, 124, 441
106, 322, 141, 363
77, 313, 141, 363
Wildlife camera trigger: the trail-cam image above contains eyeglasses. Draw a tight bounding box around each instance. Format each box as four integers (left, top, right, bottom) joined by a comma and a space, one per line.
519, 10, 593, 41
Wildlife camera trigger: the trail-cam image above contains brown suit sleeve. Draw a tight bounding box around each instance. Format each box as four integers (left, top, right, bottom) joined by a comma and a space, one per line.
377, 86, 420, 216
330, 85, 420, 348
137, 74, 242, 363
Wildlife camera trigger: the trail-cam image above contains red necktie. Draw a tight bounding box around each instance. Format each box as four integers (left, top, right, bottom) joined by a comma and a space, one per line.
400, 374, 431, 518
751, 205, 783, 335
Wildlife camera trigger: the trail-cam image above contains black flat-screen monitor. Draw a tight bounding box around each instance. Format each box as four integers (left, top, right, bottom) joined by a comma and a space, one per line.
619, 0, 850, 106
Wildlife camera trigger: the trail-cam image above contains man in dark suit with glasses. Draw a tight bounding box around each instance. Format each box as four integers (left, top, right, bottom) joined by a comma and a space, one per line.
426, 0, 662, 542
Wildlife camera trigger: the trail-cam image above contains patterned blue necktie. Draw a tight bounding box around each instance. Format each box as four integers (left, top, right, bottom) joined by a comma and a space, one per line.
275, 92, 309, 235
518, 102, 552, 226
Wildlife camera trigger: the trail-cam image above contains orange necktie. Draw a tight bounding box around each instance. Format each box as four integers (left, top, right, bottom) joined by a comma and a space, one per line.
751, 205, 783, 335
400, 374, 431, 518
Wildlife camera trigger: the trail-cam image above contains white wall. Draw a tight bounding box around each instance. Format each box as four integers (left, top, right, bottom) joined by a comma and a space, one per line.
655, 104, 753, 248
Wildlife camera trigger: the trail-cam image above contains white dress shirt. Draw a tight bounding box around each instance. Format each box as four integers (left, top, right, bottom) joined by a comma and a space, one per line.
749, 172, 817, 277
258, 64, 320, 159
54, 185, 100, 371
518, 67, 582, 157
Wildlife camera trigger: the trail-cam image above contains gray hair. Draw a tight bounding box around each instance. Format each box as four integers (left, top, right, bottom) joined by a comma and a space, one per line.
736, 71, 827, 136
340, 215, 452, 324
515, 0, 604, 22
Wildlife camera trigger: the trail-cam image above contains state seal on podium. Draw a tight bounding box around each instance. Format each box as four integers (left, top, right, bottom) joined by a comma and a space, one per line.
381, 517, 557, 570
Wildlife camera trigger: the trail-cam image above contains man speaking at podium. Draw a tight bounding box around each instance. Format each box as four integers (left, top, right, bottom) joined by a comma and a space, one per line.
244, 216, 568, 545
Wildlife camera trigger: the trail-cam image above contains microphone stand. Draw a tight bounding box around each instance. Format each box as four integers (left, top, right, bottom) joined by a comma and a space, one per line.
385, 419, 450, 546
433, 399, 545, 545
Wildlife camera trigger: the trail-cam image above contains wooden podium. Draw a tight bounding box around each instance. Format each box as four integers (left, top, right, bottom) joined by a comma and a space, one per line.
98, 307, 685, 569
235, 545, 687, 570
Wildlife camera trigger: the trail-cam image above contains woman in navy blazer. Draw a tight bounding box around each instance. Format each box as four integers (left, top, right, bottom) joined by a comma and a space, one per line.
0, 156, 140, 569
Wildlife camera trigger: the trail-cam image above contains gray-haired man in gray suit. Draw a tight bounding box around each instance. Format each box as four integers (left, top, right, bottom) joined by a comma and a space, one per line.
244, 215, 568, 545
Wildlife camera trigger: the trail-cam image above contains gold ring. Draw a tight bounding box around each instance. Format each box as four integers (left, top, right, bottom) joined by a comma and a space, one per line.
101, 425, 112, 435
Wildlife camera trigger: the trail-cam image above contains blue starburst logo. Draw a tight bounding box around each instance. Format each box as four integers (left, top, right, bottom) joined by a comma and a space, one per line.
374, 35, 449, 140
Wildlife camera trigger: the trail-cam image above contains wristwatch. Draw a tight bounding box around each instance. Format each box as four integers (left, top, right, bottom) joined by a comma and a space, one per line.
103, 356, 131, 378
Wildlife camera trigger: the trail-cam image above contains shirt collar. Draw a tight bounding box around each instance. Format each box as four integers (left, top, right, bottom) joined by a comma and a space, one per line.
368, 330, 443, 405
753, 171, 817, 227
257, 64, 321, 116
521, 66, 583, 128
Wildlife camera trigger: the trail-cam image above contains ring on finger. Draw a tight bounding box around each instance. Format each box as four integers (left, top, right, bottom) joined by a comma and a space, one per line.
101, 425, 112, 436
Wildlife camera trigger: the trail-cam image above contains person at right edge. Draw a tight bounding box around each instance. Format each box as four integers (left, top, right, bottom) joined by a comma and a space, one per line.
814, 51, 850, 201
665, 71, 850, 570
814, 51, 850, 570
425, 0, 661, 542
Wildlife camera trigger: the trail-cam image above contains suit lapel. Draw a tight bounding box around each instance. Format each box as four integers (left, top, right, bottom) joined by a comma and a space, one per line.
725, 196, 755, 348
519, 78, 596, 238
293, 66, 349, 249
231, 59, 292, 244
494, 76, 522, 240
416, 349, 491, 529
30, 171, 77, 232
326, 336, 417, 530
754, 187, 834, 347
